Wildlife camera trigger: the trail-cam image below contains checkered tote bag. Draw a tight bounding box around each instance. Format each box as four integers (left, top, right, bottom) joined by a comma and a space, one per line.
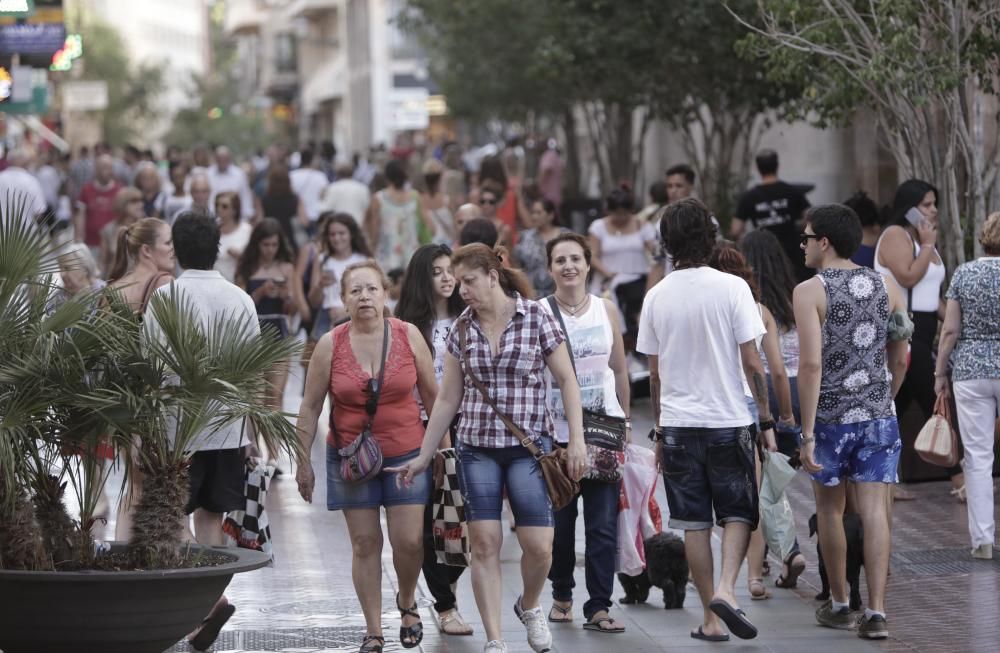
432, 448, 470, 567
223, 460, 274, 563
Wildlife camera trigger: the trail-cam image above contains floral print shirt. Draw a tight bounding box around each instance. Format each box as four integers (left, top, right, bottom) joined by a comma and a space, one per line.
945, 258, 1000, 381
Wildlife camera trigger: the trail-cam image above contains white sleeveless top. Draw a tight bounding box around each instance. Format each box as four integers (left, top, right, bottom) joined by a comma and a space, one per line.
540, 295, 625, 443
874, 230, 945, 313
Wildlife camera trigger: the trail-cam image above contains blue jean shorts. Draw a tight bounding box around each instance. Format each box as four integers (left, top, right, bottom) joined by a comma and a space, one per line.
456, 439, 554, 527
326, 446, 430, 510
657, 426, 758, 531
810, 417, 901, 487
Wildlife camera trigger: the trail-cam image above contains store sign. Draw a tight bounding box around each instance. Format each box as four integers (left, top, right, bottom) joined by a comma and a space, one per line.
389, 88, 429, 131
0, 0, 34, 18
62, 79, 107, 111
49, 32, 79, 70
0, 21, 64, 54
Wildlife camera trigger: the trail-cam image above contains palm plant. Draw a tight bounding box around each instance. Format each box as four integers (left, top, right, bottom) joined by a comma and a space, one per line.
0, 201, 302, 571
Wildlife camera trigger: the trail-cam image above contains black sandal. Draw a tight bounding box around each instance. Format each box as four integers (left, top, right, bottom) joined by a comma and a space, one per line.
775, 552, 806, 589
360, 634, 384, 653
396, 592, 424, 649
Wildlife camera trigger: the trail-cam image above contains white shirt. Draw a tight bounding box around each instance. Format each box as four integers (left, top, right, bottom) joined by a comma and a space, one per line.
207, 164, 254, 220
637, 266, 765, 428
35, 164, 62, 208
319, 252, 367, 310
290, 167, 329, 222
0, 166, 48, 222
320, 178, 371, 225
143, 269, 260, 451
215, 222, 253, 283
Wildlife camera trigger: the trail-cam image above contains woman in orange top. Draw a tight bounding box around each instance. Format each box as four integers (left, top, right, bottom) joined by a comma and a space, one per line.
294, 259, 438, 653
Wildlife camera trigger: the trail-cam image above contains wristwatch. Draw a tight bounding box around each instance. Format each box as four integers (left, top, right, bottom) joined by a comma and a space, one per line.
624, 418, 632, 429
758, 418, 775, 433
800, 434, 816, 445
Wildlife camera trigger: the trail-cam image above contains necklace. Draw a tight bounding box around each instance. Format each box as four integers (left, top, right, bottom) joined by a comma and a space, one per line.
555, 293, 589, 316
482, 298, 513, 344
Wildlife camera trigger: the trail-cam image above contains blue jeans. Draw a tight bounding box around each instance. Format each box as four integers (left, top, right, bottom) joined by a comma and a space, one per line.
456, 440, 554, 527
326, 446, 430, 510
548, 471, 619, 619
657, 426, 759, 531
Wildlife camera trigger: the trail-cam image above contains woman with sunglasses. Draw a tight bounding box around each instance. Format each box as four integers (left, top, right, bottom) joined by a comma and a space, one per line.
394, 243, 472, 635
477, 181, 513, 251
215, 191, 252, 283
308, 213, 372, 336
295, 260, 438, 653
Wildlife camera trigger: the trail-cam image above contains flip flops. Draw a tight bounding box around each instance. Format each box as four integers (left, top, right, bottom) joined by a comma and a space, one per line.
548, 601, 573, 623
691, 626, 730, 642
583, 615, 624, 634
708, 599, 758, 640
189, 602, 236, 652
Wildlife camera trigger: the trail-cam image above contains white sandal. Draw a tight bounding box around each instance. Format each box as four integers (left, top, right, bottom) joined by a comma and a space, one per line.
438, 608, 474, 636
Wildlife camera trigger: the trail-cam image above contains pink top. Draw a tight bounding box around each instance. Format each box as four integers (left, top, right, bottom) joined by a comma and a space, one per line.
327, 318, 424, 458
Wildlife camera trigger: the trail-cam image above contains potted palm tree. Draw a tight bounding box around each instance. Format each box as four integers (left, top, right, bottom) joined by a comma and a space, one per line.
0, 208, 302, 653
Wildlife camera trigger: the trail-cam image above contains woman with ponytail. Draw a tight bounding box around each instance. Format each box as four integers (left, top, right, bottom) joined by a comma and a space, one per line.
388, 243, 586, 653
107, 216, 176, 542
587, 184, 658, 352
99, 186, 144, 279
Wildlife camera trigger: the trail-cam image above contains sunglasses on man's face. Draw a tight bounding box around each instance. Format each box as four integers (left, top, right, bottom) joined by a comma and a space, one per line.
799, 233, 822, 245
480, 197, 498, 206
218, 203, 231, 209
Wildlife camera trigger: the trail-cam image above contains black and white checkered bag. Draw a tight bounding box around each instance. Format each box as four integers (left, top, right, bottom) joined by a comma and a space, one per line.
432, 448, 470, 567
223, 460, 274, 563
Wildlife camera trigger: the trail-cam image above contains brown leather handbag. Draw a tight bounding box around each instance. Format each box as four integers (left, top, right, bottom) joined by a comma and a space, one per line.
458, 321, 579, 510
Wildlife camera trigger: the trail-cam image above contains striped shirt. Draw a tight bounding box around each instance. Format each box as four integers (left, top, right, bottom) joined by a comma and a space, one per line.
447, 294, 564, 448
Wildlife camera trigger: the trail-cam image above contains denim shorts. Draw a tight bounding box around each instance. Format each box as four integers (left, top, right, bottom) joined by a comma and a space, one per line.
810, 417, 901, 487
456, 439, 554, 527
657, 426, 759, 531
326, 446, 430, 510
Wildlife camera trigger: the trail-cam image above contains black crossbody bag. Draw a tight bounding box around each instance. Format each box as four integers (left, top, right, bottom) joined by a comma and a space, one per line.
546, 296, 627, 483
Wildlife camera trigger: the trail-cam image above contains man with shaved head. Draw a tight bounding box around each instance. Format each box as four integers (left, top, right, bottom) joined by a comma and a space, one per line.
189, 173, 212, 215
75, 153, 123, 264
208, 145, 254, 221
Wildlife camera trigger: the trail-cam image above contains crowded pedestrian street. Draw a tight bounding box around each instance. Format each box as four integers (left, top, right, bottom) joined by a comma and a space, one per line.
2, 2, 1000, 653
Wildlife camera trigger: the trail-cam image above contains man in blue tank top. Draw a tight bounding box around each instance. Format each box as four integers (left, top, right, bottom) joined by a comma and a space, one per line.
793, 204, 912, 641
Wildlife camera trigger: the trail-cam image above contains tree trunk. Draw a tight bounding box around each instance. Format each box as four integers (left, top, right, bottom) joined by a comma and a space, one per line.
0, 476, 51, 571
32, 473, 93, 570
560, 107, 582, 201
128, 457, 190, 569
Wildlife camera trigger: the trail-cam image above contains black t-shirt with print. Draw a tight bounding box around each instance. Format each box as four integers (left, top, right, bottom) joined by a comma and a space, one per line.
736, 181, 811, 280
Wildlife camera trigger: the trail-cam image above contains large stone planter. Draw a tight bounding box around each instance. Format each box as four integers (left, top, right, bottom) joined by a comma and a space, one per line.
0, 544, 270, 653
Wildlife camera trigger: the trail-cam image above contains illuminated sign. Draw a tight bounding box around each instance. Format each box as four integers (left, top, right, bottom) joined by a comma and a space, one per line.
0, 0, 34, 18
0, 22, 64, 54
0, 66, 11, 100
49, 32, 79, 70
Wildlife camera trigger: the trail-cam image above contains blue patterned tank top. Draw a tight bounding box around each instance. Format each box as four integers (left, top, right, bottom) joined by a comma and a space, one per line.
817, 267, 894, 424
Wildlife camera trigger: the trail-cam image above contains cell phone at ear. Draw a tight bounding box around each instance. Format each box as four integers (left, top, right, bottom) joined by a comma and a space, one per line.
905, 207, 925, 227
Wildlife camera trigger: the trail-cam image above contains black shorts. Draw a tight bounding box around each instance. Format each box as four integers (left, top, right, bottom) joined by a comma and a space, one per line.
185, 448, 246, 515
656, 426, 759, 531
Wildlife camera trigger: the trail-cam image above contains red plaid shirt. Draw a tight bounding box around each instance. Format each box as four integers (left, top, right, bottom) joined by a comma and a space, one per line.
447, 294, 564, 448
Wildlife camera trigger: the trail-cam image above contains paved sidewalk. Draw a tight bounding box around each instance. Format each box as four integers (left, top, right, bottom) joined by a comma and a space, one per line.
144, 365, 997, 652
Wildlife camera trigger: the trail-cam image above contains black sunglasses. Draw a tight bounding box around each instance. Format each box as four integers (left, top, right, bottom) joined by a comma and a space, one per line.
480, 197, 498, 206
799, 233, 823, 244
365, 378, 380, 414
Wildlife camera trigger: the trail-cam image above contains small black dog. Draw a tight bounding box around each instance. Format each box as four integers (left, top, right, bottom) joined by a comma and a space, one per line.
618, 532, 688, 609
809, 512, 864, 610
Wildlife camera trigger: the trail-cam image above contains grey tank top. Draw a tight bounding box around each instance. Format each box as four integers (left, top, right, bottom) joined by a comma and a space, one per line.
817, 267, 895, 424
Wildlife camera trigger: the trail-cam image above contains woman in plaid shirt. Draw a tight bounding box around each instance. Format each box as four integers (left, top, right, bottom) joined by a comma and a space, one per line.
390, 243, 586, 653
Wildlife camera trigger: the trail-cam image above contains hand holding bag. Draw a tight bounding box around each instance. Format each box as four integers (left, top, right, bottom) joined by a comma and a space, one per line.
431, 448, 471, 567
458, 321, 579, 510
758, 450, 797, 561
332, 320, 389, 483
545, 296, 627, 482
915, 393, 959, 468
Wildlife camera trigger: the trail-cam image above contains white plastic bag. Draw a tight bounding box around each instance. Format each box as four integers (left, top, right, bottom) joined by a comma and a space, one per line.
616, 444, 659, 575
759, 450, 797, 561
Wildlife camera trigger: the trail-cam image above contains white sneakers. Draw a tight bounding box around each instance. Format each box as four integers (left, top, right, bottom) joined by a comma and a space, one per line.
514, 596, 553, 653
972, 543, 993, 559
484, 640, 508, 653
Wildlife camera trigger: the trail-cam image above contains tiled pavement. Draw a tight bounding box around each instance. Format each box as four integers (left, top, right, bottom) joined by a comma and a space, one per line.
110, 366, 997, 652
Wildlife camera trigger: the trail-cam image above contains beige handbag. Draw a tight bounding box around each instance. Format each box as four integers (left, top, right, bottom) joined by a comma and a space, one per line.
914, 394, 959, 467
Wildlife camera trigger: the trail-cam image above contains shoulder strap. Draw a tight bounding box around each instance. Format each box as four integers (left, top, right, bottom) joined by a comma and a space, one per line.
366, 319, 390, 418
545, 296, 577, 375
329, 325, 341, 447
139, 271, 172, 313
458, 320, 543, 459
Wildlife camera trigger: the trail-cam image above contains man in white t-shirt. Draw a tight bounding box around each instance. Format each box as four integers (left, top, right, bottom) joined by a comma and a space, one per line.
144, 211, 258, 650
0, 148, 48, 228
207, 146, 254, 221
290, 148, 329, 231
319, 160, 371, 225
637, 197, 776, 643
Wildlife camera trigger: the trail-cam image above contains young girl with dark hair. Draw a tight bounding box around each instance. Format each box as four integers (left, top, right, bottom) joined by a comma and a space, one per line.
394, 243, 472, 635
308, 213, 372, 337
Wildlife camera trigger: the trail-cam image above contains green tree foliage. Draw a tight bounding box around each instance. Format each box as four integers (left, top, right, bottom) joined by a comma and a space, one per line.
165, 6, 277, 154
72, 19, 166, 146
402, 0, 796, 212
736, 0, 1000, 263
